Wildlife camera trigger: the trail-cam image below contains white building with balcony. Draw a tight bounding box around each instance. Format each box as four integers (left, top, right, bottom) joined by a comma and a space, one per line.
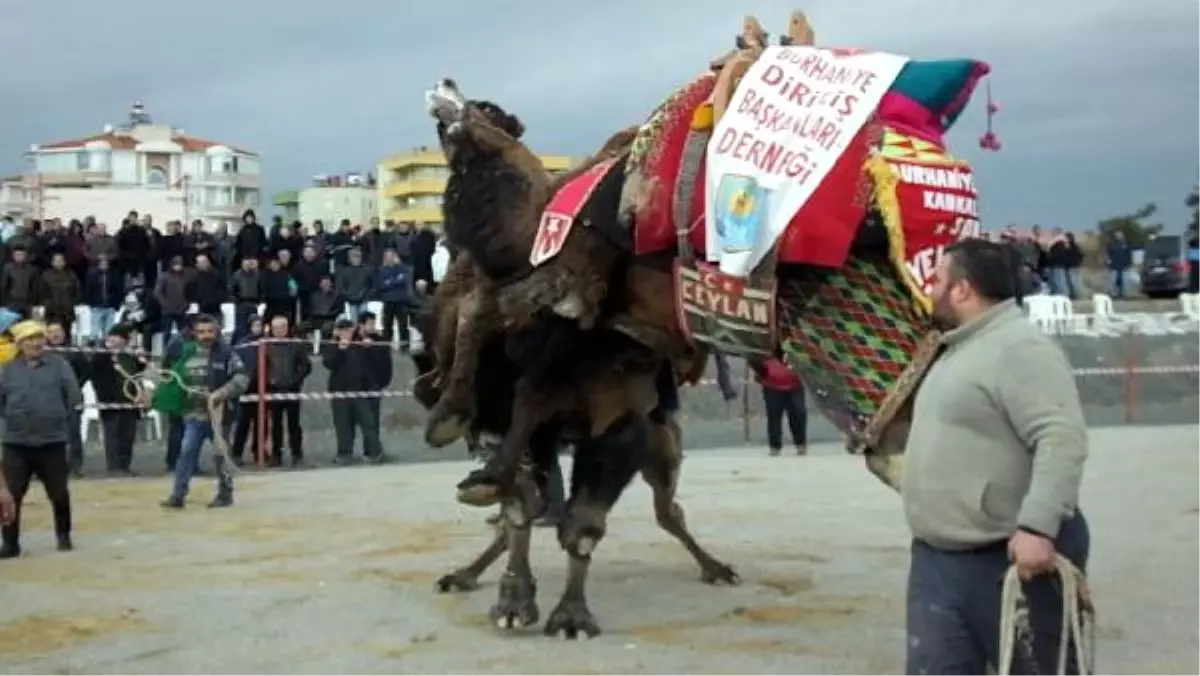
25, 102, 261, 230
0, 176, 31, 218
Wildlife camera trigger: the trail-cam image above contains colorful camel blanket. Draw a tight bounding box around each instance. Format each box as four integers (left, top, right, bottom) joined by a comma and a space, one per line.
703, 46, 909, 277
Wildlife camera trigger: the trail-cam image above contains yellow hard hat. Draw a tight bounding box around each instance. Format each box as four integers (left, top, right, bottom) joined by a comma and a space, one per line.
10, 320, 46, 343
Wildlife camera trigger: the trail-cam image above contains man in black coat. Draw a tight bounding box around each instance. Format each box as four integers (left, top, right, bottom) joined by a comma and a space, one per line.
264, 316, 311, 467
322, 314, 390, 465
234, 209, 268, 268
86, 325, 146, 475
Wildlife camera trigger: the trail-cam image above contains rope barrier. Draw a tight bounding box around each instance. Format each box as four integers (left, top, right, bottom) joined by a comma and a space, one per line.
64, 365, 1199, 411
998, 554, 1095, 675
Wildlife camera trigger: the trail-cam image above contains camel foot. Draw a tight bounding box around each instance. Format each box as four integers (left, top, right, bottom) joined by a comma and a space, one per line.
489, 572, 539, 631
543, 599, 601, 639
425, 407, 470, 448
699, 560, 742, 586
435, 569, 482, 593
456, 468, 501, 507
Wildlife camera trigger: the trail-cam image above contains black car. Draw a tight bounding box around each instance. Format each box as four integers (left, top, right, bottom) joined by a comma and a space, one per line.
1139, 235, 1189, 298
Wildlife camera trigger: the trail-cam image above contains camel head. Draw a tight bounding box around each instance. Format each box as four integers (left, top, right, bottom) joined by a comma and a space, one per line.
422, 79, 548, 285
425, 79, 526, 161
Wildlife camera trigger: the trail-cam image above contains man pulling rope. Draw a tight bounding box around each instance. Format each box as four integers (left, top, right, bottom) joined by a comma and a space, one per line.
134, 314, 249, 510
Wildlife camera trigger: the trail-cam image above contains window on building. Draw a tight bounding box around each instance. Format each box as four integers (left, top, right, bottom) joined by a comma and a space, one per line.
76, 152, 92, 171
146, 165, 169, 186
402, 195, 443, 208
209, 155, 239, 175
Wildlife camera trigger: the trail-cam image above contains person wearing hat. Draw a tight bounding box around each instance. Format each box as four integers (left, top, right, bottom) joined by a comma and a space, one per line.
0, 319, 83, 558
0, 308, 21, 366
322, 316, 386, 464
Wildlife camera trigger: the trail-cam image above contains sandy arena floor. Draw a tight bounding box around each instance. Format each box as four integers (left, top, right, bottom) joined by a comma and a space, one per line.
0, 425, 1196, 674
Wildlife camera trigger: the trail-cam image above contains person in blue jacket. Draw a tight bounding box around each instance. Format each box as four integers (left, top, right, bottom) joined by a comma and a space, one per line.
375, 247, 414, 350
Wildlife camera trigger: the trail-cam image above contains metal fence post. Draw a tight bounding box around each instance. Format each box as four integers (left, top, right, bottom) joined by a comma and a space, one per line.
742, 362, 751, 444
256, 337, 268, 468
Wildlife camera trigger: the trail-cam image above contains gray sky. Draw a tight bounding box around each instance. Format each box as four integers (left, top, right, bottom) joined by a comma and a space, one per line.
3, 0, 1196, 230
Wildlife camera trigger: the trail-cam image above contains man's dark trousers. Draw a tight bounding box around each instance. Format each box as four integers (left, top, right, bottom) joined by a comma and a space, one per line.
331, 399, 382, 459
1, 443, 72, 549
906, 512, 1090, 675
101, 410, 139, 471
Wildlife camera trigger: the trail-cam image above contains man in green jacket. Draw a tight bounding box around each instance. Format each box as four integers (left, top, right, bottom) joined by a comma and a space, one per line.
154, 315, 249, 509
902, 239, 1089, 674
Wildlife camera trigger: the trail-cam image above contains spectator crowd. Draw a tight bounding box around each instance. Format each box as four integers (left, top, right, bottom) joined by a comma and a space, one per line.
0, 208, 449, 346
0, 208, 453, 479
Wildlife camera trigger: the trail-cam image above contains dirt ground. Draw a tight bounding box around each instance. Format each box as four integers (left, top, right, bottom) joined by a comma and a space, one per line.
0, 425, 1196, 675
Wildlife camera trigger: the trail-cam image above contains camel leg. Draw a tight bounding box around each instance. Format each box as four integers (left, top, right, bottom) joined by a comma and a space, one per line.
438, 423, 565, 591
456, 381, 545, 506
641, 414, 741, 585
427, 288, 492, 447
488, 469, 543, 630
544, 410, 647, 639
435, 515, 507, 593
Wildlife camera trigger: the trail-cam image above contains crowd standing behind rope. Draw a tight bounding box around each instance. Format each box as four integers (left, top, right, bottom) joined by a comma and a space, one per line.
0, 209, 451, 482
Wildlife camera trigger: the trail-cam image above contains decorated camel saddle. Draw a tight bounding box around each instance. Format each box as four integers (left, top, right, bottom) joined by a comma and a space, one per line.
528, 11, 992, 463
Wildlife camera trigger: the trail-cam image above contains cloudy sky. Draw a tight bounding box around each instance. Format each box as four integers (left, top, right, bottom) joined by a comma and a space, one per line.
2, 0, 1196, 230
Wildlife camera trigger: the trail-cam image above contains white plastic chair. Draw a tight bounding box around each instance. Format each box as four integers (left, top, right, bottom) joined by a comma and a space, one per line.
220, 303, 236, 335
1180, 293, 1200, 319
1025, 295, 1081, 336
1085, 294, 1126, 337
80, 382, 100, 443
410, 324, 425, 354
141, 377, 163, 441
73, 305, 92, 345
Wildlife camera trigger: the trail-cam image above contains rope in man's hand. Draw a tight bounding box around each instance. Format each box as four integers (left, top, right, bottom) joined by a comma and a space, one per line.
998, 554, 1095, 675
113, 360, 237, 481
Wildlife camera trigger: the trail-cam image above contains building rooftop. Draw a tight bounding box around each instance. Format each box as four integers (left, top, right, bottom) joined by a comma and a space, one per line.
32, 102, 256, 156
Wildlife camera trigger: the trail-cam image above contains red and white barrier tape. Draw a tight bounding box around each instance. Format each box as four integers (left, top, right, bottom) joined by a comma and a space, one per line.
239, 389, 414, 402
75, 366, 1197, 411
1070, 364, 1200, 376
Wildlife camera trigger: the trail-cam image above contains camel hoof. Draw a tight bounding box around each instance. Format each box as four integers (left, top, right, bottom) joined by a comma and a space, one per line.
456, 484, 500, 507
456, 469, 501, 507
543, 599, 601, 639
435, 570, 481, 593
425, 410, 469, 447
489, 573, 539, 631
700, 561, 742, 586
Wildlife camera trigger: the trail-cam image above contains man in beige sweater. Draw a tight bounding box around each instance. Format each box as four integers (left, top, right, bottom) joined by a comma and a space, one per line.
902, 239, 1089, 674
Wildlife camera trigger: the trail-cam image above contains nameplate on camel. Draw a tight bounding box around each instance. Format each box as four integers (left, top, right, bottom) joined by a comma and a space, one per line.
674, 260, 776, 358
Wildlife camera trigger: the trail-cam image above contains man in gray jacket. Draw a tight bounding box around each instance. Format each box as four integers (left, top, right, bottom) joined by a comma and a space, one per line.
902, 239, 1089, 674
0, 320, 84, 558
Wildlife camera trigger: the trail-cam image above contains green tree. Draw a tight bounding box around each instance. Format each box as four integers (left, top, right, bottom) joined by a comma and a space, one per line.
1096, 203, 1163, 248
1186, 184, 1198, 234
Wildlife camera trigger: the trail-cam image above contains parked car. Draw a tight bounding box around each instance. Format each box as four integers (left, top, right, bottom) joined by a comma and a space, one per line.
1139, 234, 1189, 298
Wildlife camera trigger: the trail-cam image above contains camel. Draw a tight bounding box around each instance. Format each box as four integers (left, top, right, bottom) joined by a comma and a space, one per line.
417, 93, 737, 638
418, 10, 991, 636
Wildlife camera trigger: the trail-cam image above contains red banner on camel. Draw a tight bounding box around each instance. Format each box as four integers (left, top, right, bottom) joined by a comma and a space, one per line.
530, 157, 618, 268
